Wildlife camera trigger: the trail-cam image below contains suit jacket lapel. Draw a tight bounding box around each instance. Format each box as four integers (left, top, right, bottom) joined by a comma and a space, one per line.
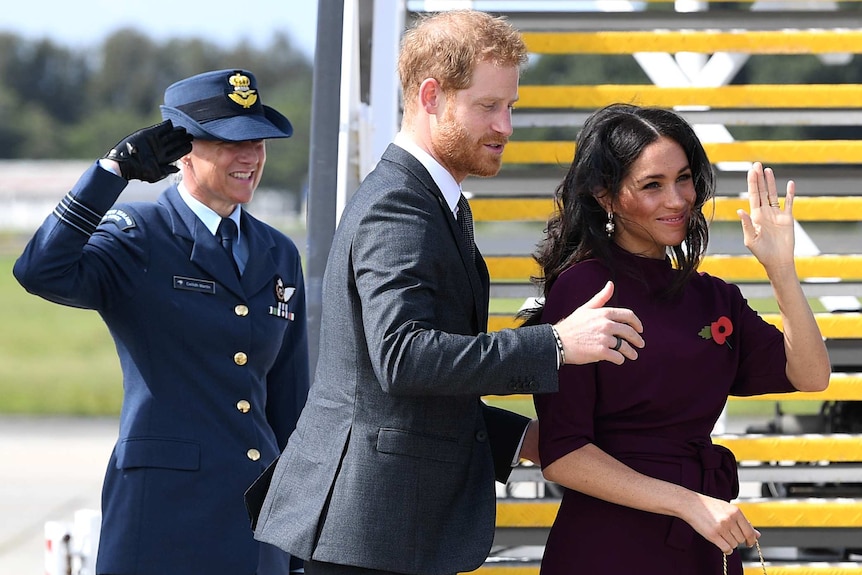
161, 187, 245, 298
382, 145, 489, 327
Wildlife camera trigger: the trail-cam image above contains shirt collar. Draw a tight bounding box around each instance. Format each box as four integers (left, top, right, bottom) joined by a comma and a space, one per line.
177, 182, 242, 241
393, 132, 461, 217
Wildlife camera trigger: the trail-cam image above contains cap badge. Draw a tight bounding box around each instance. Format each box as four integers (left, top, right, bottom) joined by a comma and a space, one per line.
227, 73, 258, 109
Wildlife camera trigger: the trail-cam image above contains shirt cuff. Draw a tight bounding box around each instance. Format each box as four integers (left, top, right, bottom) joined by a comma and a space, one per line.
511, 422, 530, 467
97, 158, 122, 177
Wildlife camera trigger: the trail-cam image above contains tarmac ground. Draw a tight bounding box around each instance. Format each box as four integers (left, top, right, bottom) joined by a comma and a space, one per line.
0, 414, 768, 575
0, 416, 117, 575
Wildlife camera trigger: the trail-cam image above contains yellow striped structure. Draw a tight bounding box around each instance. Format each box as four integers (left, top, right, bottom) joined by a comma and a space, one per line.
715, 434, 862, 462
522, 30, 862, 55
517, 85, 862, 110
503, 141, 862, 165
464, 13, 862, 575
469, 197, 862, 223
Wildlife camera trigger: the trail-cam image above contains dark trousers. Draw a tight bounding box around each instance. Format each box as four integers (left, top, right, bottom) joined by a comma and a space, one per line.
305, 559, 454, 575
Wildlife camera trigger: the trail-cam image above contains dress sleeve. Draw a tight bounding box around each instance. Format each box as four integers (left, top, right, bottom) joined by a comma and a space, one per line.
534, 262, 609, 469
728, 283, 796, 397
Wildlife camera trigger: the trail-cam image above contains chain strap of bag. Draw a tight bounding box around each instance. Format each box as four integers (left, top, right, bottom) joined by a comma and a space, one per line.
723, 540, 767, 575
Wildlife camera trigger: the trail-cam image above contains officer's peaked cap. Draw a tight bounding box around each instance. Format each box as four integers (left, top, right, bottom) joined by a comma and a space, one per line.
160, 69, 292, 142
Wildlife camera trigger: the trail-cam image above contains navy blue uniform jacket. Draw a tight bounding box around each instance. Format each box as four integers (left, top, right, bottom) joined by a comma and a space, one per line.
14, 163, 309, 575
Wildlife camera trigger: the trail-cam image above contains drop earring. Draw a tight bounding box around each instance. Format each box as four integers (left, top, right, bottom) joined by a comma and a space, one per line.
605, 211, 615, 237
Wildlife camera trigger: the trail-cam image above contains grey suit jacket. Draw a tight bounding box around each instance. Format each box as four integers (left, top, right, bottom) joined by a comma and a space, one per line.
254, 144, 559, 575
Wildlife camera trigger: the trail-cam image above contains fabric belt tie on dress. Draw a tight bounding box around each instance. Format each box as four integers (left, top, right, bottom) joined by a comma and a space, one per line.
597, 433, 739, 550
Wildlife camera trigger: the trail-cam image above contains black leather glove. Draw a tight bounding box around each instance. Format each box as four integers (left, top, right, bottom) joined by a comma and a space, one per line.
104, 120, 193, 183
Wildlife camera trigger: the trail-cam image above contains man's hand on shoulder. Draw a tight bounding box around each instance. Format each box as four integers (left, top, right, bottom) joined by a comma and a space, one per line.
554, 281, 645, 366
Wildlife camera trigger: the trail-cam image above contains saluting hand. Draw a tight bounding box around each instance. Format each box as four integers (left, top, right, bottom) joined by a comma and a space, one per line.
104, 120, 193, 183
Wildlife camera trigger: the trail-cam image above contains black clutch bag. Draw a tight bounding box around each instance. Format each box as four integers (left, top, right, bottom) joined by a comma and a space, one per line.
244, 456, 279, 529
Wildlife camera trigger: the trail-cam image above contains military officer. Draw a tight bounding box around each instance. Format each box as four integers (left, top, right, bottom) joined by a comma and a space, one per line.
14, 69, 309, 575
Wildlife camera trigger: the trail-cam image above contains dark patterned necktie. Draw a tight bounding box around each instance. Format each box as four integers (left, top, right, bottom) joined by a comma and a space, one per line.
216, 218, 240, 277
456, 194, 476, 261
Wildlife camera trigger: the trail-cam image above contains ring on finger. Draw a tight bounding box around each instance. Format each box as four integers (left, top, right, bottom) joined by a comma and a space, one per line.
768, 200, 779, 208
611, 336, 622, 352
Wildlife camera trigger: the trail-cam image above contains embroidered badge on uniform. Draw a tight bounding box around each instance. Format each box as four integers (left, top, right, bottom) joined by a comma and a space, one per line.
101, 209, 136, 231
228, 72, 258, 109
268, 276, 296, 320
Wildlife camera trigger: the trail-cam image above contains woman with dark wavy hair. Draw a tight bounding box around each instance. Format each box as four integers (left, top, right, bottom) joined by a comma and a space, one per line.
526, 103, 830, 574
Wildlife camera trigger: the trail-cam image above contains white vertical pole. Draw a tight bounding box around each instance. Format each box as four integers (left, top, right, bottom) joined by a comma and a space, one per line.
336, 0, 362, 223
366, 0, 407, 177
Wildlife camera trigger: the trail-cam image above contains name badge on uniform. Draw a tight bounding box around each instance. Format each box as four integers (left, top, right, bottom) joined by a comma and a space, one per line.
174, 276, 216, 294
269, 276, 295, 320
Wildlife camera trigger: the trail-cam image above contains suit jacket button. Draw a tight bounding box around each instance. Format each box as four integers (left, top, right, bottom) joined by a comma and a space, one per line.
527, 381, 538, 391
234, 352, 248, 366
247, 448, 261, 461
475, 430, 488, 442
236, 399, 251, 413
235, 304, 249, 317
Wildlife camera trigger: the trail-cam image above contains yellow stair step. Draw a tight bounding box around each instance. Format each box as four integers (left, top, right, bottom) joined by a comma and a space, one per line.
494, 499, 862, 528
503, 141, 862, 165
715, 434, 862, 463
487, 312, 862, 339
522, 30, 862, 55
518, 85, 862, 110
469, 197, 862, 223
484, 255, 862, 283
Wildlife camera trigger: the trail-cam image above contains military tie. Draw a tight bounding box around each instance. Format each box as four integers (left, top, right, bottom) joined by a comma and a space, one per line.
456, 194, 476, 261
216, 217, 241, 277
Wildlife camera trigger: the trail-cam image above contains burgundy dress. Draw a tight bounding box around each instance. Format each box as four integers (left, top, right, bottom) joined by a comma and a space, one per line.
535, 246, 796, 575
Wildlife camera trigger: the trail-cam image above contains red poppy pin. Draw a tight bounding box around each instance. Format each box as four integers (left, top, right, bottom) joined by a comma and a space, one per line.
699, 315, 733, 349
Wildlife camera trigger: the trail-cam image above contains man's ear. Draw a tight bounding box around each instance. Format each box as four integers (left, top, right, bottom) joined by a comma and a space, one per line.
419, 78, 444, 115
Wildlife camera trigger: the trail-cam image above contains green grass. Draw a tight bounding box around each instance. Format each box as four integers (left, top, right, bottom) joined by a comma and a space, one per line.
0, 255, 123, 415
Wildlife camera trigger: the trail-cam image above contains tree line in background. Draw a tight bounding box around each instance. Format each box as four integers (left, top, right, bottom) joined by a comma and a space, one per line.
3, 25, 861, 201
0, 29, 313, 197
